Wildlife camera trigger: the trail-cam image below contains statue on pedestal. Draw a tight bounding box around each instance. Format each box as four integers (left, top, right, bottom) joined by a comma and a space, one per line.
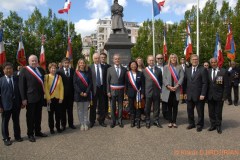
111, 0, 125, 34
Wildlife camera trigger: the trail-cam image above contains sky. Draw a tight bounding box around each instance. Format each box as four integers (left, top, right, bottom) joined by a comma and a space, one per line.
0, 0, 237, 37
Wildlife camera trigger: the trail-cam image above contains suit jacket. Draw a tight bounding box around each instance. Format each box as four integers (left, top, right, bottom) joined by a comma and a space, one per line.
228, 67, 240, 86
143, 66, 162, 98
57, 67, 74, 98
90, 64, 107, 96
73, 70, 92, 102
19, 66, 45, 104
208, 68, 229, 101
125, 71, 144, 98
184, 65, 208, 102
162, 65, 184, 102
0, 76, 22, 111
107, 65, 127, 96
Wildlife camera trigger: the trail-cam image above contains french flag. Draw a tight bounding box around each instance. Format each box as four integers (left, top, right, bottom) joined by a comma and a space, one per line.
40, 45, 46, 70
153, 0, 165, 17
0, 28, 6, 65
184, 24, 192, 61
58, 0, 71, 14
214, 33, 224, 68
16, 37, 26, 66
163, 28, 168, 61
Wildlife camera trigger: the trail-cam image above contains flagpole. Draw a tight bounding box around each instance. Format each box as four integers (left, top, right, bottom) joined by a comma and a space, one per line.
196, 0, 199, 56
152, 2, 155, 57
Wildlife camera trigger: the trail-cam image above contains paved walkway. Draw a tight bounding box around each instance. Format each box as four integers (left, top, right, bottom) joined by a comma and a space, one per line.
0, 102, 240, 160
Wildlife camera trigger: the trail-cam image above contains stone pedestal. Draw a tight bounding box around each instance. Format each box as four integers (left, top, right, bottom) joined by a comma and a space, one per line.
104, 33, 134, 66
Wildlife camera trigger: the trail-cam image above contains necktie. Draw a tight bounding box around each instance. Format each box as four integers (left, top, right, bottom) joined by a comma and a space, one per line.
8, 77, 15, 99
96, 65, 101, 86
66, 70, 69, 77
116, 66, 120, 77
150, 67, 153, 73
213, 69, 216, 80
192, 67, 196, 77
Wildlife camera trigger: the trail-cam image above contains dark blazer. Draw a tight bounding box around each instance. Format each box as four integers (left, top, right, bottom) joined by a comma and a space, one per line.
208, 68, 229, 101
90, 64, 107, 96
107, 65, 127, 96
57, 67, 74, 98
184, 65, 208, 102
19, 67, 45, 103
142, 66, 162, 98
0, 76, 22, 111
73, 70, 92, 102
125, 71, 144, 98
228, 67, 240, 86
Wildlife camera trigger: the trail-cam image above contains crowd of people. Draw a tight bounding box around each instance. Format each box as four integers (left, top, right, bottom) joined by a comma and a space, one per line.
0, 52, 239, 146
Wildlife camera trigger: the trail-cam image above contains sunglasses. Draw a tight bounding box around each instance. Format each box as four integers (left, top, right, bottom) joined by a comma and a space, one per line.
157, 58, 163, 60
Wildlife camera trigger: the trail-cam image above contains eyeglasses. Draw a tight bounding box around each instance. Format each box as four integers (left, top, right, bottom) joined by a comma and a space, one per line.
157, 58, 163, 60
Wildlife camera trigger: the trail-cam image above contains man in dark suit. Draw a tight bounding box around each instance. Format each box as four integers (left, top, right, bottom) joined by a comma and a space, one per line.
58, 57, 76, 130
19, 55, 47, 142
184, 54, 208, 132
0, 62, 23, 146
107, 54, 127, 128
90, 53, 107, 128
100, 52, 111, 119
143, 55, 163, 129
227, 61, 240, 106
207, 58, 229, 134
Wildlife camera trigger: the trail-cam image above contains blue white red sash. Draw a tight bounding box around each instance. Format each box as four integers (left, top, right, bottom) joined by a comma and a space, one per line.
127, 71, 141, 102
49, 74, 60, 95
25, 66, 44, 92
110, 84, 125, 90
168, 64, 182, 92
145, 67, 161, 90
76, 71, 88, 87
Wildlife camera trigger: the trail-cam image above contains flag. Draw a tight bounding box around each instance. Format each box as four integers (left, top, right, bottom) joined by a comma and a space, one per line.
66, 36, 73, 64
225, 24, 236, 61
39, 45, 46, 70
0, 28, 6, 65
58, 0, 71, 14
163, 28, 168, 61
184, 24, 193, 61
16, 36, 26, 66
153, 0, 165, 17
214, 33, 224, 68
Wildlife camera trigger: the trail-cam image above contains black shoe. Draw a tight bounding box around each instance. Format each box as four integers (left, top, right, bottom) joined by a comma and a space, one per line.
110, 124, 115, 128
186, 125, 196, 130
99, 122, 107, 127
234, 102, 238, 106
118, 122, 124, 128
69, 125, 76, 129
35, 132, 48, 137
131, 121, 135, 128
216, 126, 222, 134
208, 126, 216, 131
228, 102, 233, 105
50, 130, 55, 134
62, 126, 66, 131
3, 139, 12, 146
153, 121, 163, 128
28, 136, 36, 142
15, 137, 23, 142
146, 123, 150, 129
196, 127, 202, 132
89, 123, 95, 128
57, 129, 63, 133
136, 121, 141, 129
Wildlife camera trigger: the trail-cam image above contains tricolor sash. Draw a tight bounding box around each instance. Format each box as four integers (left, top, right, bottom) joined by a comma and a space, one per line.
127, 71, 141, 102
25, 66, 44, 92
168, 64, 182, 92
110, 84, 125, 90
145, 67, 161, 90
49, 74, 60, 95
76, 71, 88, 87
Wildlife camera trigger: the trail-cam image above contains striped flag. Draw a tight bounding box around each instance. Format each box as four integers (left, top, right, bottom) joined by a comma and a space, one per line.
214, 33, 224, 68
163, 28, 168, 61
225, 24, 236, 61
39, 45, 46, 70
58, 0, 71, 14
0, 28, 6, 65
184, 23, 193, 61
16, 36, 26, 66
152, 0, 165, 17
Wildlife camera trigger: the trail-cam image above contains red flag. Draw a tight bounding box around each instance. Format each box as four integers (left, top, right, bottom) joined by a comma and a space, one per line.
225, 24, 236, 61
39, 45, 46, 70
0, 28, 6, 65
58, 0, 71, 14
16, 37, 26, 66
66, 36, 73, 65
184, 24, 192, 61
163, 28, 168, 62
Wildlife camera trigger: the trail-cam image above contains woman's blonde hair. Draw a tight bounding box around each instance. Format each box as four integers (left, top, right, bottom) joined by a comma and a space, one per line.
135, 57, 145, 68
48, 62, 57, 71
75, 59, 88, 71
168, 53, 179, 66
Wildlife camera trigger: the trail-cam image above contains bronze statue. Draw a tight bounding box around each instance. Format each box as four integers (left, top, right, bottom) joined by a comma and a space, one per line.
111, 0, 125, 34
